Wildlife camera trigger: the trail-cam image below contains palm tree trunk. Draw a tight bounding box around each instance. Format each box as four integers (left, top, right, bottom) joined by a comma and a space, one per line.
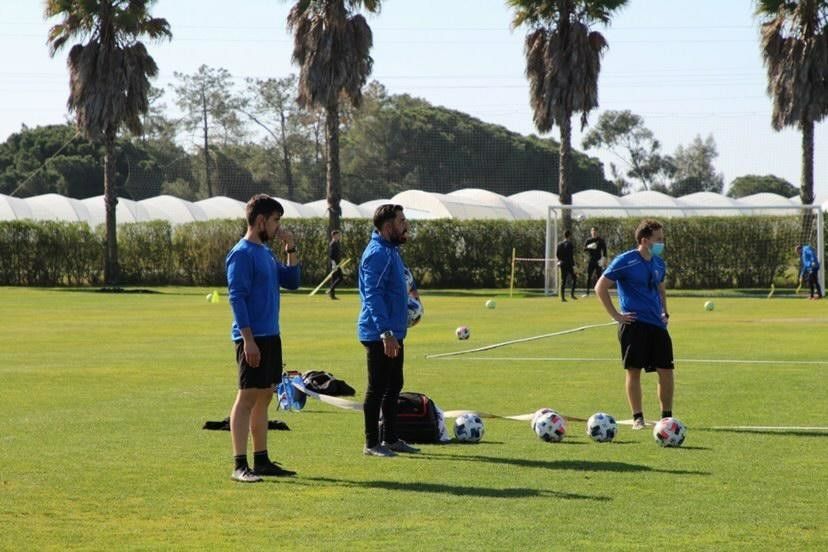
559, 112, 573, 232
103, 130, 119, 286
279, 109, 295, 201
800, 118, 815, 242
325, 98, 342, 233
801, 118, 814, 205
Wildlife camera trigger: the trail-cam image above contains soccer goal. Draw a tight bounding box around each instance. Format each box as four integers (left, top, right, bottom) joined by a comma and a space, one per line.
544, 204, 825, 297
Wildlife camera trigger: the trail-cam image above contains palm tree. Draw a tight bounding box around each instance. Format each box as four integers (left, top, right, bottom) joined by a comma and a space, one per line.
757, 0, 828, 211
287, 0, 378, 233
507, 0, 627, 230
45, 0, 171, 285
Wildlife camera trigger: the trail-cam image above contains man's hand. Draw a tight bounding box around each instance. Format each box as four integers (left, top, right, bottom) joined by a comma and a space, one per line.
243, 339, 261, 368
276, 227, 295, 248
382, 335, 401, 358
614, 311, 636, 325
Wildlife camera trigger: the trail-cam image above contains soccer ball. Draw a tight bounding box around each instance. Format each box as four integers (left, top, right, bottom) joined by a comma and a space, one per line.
485, 299, 496, 309
530, 407, 555, 428
586, 412, 617, 443
407, 296, 424, 327
653, 417, 687, 447
704, 300, 715, 311
456, 326, 470, 340
454, 413, 485, 443
533, 410, 567, 442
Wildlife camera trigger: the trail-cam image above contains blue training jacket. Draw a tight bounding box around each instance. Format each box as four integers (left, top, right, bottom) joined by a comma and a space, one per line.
357, 230, 409, 342
226, 238, 301, 341
799, 245, 820, 278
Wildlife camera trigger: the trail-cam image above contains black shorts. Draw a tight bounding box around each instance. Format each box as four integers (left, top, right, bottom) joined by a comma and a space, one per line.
618, 322, 674, 372
235, 335, 283, 389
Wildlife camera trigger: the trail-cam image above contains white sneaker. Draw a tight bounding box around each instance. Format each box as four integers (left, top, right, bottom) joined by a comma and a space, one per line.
632, 418, 646, 430
231, 467, 263, 483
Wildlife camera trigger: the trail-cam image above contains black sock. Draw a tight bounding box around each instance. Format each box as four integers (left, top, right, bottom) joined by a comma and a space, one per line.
633, 412, 644, 421
253, 450, 270, 467
661, 410, 672, 419
234, 454, 249, 471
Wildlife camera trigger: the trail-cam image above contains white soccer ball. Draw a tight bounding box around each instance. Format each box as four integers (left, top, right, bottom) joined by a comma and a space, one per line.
407, 296, 424, 327
533, 410, 567, 442
456, 326, 470, 340
485, 299, 496, 309
586, 412, 618, 443
454, 413, 485, 443
704, 301, 715, 311
653, 417, 687, 447
530, 407, 555, 428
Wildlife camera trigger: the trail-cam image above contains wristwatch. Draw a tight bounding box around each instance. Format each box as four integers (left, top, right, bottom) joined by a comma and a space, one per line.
285, 246, 297, 254
380, 330, 395, 340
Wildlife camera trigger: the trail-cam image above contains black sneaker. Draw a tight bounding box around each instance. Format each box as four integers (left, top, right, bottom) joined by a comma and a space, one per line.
253, 462, 297, 477
363, 444, 397, 457
382, 439, 421, 453
231, 467, 263, 483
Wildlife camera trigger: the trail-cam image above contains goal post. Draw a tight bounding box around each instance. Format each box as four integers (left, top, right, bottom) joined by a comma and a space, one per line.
545, 204, 825, 297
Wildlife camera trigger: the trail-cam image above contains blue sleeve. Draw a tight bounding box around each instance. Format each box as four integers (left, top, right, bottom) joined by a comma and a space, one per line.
278, 263, 301, 290
226, 249, 252, 330
602, 256, 625, 282
361, 251, 392, 333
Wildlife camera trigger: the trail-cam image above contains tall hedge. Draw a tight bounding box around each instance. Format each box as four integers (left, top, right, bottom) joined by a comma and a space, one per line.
0, 216, 821, 288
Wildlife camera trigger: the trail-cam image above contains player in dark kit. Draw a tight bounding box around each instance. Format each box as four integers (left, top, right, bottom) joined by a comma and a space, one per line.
556, 230, 577, 301
583, 227, 608, 296
594, 219, 674, 431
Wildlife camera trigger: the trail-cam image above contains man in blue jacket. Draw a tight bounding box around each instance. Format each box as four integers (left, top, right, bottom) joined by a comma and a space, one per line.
226, 194, 300, 482
594, 219, 673, 431
796, 244, 822, 300
358, 204, 420, 457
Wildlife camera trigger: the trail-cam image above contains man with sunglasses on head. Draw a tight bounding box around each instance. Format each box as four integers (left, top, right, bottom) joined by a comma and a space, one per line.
594, 219, 673, 431
226, 194, 300, 482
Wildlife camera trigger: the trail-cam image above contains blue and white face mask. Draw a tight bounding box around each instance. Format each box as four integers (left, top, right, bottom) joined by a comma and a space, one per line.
649, 242, 665, 257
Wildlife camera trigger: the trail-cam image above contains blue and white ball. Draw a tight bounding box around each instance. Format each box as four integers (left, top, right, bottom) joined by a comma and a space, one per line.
454, 413, 485, 443
533, 410, 567, 442
407, 296, 424, 327
455, 326, 470, 340
653, 417, 687, 447
586, 412, 617, 443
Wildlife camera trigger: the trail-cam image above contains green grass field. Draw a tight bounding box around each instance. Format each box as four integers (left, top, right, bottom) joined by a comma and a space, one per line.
1, 287, 826, 550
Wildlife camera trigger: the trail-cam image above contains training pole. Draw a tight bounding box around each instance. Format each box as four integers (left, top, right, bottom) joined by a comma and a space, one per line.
309, 257, 351, 296
509, 248, 516, 297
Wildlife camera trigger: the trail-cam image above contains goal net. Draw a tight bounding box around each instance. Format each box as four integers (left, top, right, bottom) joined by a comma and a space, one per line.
543, 204, 825, 297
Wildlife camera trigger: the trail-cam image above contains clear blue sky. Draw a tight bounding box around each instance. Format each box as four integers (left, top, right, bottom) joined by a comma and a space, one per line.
1, 0, 826, 200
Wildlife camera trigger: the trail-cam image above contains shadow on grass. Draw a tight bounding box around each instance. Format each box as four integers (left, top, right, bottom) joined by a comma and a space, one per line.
419, 453, 710, 476
305, 476, 610, 501
49, 287, 162, 294
705, 428, 828, 438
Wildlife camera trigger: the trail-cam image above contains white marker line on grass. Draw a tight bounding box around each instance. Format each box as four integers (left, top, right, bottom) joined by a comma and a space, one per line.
424, 322, 617, 359
432, 356, 828, 366
712, 426, 828, 431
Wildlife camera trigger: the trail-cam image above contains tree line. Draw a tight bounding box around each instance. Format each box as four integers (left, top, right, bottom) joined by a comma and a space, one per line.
27, 0, 828, 284
0, 79, 613, 204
